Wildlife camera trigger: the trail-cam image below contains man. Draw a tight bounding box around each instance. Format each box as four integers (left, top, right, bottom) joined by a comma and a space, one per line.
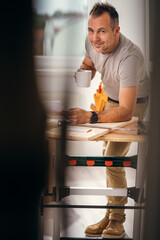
67, 2, 149, 238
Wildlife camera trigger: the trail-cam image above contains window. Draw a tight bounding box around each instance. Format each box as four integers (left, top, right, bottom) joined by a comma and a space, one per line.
33, 0, 88, 57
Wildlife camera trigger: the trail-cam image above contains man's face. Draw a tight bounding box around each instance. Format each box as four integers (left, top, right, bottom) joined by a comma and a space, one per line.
88, 12, 120, 54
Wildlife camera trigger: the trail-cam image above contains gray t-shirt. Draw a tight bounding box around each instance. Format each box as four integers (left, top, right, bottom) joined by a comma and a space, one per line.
85, 33, 149, 100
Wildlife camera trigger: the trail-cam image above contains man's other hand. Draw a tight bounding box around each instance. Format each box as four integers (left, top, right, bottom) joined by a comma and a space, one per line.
66, 108, 92, 124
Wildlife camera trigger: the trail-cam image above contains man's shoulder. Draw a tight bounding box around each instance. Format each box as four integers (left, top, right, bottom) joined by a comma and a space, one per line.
118, 33, 143, 58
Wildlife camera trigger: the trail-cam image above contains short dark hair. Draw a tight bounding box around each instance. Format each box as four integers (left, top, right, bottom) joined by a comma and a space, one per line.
89, 2, 119, 30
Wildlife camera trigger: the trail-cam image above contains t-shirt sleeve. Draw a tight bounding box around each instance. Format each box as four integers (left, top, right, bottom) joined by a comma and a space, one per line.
118, 54, 143, 88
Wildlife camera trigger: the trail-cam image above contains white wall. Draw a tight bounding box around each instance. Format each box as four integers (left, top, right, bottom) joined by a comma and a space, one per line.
107, 0, 145, 54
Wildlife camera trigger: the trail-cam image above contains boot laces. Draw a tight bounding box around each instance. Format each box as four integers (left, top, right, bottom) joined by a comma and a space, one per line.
107, 220, 117, 229
98, 217, 108, 227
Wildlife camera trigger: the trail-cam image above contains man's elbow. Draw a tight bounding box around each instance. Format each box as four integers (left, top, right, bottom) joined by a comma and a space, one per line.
121, 107, 134, 121
126, 109, 134, 121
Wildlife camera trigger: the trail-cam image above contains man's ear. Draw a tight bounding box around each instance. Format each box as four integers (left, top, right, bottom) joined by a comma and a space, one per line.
115, 26, 120, 33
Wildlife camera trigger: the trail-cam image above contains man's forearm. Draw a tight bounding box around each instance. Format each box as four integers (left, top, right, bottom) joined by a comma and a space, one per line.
67, 107, 133, 124
97, 106, 133, 123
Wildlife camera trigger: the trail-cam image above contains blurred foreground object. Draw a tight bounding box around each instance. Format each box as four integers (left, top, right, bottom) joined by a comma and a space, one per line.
0, 1, 48, 239
142, 0, 160, 240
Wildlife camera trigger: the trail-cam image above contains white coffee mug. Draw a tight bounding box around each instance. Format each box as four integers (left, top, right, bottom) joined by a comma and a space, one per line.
76, 70, 92, 87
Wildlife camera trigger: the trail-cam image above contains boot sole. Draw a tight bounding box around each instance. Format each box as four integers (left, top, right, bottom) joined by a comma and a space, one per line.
85, 233, 102, 237
102, 231, 125, 239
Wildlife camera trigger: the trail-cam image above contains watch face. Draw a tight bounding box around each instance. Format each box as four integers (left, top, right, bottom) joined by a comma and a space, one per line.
90, 111, 98, 123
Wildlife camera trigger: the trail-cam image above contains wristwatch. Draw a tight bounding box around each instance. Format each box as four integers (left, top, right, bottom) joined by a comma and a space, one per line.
90, 111, 98, 123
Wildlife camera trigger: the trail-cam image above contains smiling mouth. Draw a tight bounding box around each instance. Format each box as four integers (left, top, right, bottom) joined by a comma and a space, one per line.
92, 42, 104, 47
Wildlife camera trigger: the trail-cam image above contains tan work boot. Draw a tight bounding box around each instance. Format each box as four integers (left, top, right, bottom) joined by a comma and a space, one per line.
102, 220, 125, 238
85, 216, 109, 237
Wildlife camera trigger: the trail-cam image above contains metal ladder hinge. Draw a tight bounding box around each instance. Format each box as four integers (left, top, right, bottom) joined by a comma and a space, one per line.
127, 187, 144, 203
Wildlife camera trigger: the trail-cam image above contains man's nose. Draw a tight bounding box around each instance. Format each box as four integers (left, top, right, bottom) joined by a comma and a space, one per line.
92, 32, 100, 41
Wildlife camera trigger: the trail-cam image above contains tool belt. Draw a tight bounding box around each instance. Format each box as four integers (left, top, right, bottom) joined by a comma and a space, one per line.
90, 82, 108, 111
108, 95, 149, 104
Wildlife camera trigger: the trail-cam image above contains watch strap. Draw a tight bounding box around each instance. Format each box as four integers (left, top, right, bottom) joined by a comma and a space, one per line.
90, 111, 98, 123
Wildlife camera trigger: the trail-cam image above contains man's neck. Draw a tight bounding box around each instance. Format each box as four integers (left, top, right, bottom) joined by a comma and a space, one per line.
103, 34, 120, 54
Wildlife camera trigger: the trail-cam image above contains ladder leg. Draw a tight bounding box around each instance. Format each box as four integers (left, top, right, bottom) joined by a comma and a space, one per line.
38, 210, 44, 240
133, 142, 147, 240
52, 139, 65, 240
53, 208, 61, 240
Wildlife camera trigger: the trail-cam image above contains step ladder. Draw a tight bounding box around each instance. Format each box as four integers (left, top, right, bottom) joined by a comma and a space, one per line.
39, 140, 147, 240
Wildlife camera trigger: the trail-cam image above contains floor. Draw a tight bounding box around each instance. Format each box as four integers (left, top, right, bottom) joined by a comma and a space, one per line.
42, 142, 138, 239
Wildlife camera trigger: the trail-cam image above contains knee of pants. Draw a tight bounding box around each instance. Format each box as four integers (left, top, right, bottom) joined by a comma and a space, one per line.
106, 166, 126, 176
106, 167, 127, 188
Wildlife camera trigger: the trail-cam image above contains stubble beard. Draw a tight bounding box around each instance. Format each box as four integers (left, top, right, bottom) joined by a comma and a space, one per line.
91, 41, 104, 52
102, 37, 115, 54
91, 35, 115, 54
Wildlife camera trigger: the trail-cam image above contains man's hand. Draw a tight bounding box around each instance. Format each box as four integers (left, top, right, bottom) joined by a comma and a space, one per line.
67, 108, 92, 124
74, 57, 97, 82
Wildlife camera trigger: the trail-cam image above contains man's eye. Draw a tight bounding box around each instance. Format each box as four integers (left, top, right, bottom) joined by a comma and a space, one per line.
88, 29, 93, 32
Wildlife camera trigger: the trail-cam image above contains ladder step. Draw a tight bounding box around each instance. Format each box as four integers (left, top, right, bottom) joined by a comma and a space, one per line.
66, 155, 137, 168
60, 239, 132, 240
70, 187, 127, 196
42, 203, 144, 209
60, 234, 132, 239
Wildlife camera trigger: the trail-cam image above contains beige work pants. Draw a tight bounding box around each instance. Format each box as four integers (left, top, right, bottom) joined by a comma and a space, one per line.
103, 99, 149, 223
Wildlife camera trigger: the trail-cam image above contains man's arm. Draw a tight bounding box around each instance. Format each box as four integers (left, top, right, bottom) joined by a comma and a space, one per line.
97, 86, 137, 123
79, 56, 97, 79
67, 86, 137, 124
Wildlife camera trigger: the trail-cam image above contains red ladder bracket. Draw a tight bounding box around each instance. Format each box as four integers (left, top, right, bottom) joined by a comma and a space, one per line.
87, 160, 95, 166
69, 160, 77, 166
105, 161, 113, 166
123, 161, 131, 167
